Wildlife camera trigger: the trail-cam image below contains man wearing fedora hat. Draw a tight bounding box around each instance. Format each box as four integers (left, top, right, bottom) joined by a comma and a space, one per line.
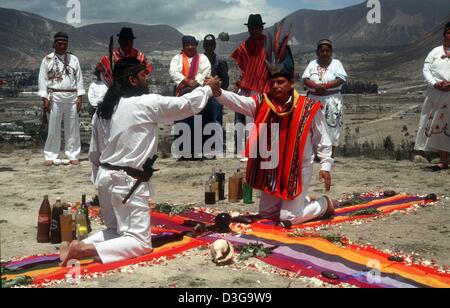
231, 14, 270, 160
98, 27, 152, 88
38, 31, 85, 166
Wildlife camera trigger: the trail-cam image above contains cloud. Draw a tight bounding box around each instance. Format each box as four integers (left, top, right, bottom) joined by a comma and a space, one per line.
1, 0, 291, 36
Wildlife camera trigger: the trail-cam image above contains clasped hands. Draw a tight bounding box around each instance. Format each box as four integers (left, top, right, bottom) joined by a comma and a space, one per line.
204, 76, 223, 97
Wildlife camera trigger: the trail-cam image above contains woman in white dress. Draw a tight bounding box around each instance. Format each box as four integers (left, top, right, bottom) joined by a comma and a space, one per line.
415, 22, 450, 171
302, 39, 348, 150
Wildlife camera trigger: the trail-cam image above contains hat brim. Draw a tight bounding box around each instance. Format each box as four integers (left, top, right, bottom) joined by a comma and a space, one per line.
245, 23, 266, 26
117, 35, 136, 40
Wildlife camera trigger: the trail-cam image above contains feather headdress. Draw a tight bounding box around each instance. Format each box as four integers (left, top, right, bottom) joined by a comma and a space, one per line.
265, 18, 295, 78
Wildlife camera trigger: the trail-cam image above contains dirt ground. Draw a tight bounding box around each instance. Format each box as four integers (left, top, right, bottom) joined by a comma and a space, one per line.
0, 149, 449, 288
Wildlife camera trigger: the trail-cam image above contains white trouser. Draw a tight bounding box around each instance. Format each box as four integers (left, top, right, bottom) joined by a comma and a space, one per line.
83, 167, 153, 264
44, 101, 81, 161
258, 166, 328, 225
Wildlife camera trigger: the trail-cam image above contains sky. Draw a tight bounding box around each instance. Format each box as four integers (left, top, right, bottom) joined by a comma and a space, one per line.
0, 0, 365, 37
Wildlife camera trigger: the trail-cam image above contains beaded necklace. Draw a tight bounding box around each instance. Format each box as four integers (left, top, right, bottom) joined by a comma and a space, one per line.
317, 59, 332, 82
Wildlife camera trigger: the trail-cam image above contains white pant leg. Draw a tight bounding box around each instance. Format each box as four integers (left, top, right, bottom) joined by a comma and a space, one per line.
83, 229, 120, 244
83, 168, 120, 245
44, 101, 63, 161
91, 170, 153, 264
279, 166, 328, 225
63, 103, 81, 160
96, 167, 118, 232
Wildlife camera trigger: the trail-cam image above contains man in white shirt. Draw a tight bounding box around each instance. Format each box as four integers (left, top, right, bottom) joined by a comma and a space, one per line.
170, 36, 211, 160
87, 66, 108, 118
206, 26, 335, 227
38, 32, 85, 166
60, 58, 219, 265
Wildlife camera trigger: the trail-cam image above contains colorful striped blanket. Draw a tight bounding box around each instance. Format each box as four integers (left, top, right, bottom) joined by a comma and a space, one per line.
2, 193, 448, 288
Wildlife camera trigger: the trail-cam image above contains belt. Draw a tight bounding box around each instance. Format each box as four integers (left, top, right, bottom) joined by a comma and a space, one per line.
48, 88, 77, 93
308, 90, 341, 97
101, 163, 148, 180
101, 155, 159, 204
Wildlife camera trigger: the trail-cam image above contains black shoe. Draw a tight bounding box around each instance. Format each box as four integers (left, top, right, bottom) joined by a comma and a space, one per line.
278, 221, 293, 229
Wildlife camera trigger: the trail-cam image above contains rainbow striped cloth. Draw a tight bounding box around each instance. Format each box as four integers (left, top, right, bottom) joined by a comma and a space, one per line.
2, 193, 448, 288
1, 230, 202, 287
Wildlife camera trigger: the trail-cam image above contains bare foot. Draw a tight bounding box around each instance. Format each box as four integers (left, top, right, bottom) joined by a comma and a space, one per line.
70, 160, 80, 166
322, 195, 336, 218
44, 160, 53, 166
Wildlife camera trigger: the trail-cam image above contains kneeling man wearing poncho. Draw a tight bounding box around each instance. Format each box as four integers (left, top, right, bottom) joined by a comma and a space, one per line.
207, 23, 335, 227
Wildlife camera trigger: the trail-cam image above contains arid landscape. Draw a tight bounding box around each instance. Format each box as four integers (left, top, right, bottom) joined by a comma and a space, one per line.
1, 0, 450, 288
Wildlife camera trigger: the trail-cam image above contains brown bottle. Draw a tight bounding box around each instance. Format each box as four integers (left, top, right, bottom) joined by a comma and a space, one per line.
60, 209, 73, 243
37, 195, 51, 243
50, 198, 63, 244
228, 174, 240, 203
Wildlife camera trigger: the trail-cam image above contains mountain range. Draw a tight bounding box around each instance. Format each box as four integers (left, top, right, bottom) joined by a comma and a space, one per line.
0, 0, 449, 73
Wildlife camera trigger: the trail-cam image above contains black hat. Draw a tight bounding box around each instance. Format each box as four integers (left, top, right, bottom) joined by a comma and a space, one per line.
54, 32, 69, 42
203, 34, 216, 45
117, 27, 136, 40
182, 35, 198, 46
245, 14, 265, 27
113, 58, 146, 80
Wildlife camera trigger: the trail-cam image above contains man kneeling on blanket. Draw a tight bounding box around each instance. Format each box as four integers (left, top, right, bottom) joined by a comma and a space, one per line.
60, 58, 219, 266
206, 23, 335, 228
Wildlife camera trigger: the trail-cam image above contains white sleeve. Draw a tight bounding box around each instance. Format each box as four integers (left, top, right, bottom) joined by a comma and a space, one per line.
195, 55, 212, 85
216, 90, 257, 118
423, 49, 438, 86
75, 58, 85, 96
87, 83, 95, 105
311, 110, 334, 172
302, 61, 314, 79
88, 114, 101, 184
333, 60, 348, 82
169, 55, 186, 85
143, 86, 213, 124
38, 59, 49, 99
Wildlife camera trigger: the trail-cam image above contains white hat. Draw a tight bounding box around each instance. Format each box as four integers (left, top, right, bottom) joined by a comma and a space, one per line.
210, 239, 234, 264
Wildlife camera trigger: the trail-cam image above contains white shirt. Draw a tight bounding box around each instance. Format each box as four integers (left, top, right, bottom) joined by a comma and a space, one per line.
38, 52, 85, 103
169, 53, 211, 86
89, 113, 111, 183
88, 81, 108, 108
100, 86, 213, 170
216, 90, 334, 172
302, 59, 348, 93
423, 46, 450, 86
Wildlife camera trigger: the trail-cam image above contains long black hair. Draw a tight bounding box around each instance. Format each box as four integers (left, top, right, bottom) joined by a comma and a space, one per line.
96, 58, 147, 120
445, 22, 450, 35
